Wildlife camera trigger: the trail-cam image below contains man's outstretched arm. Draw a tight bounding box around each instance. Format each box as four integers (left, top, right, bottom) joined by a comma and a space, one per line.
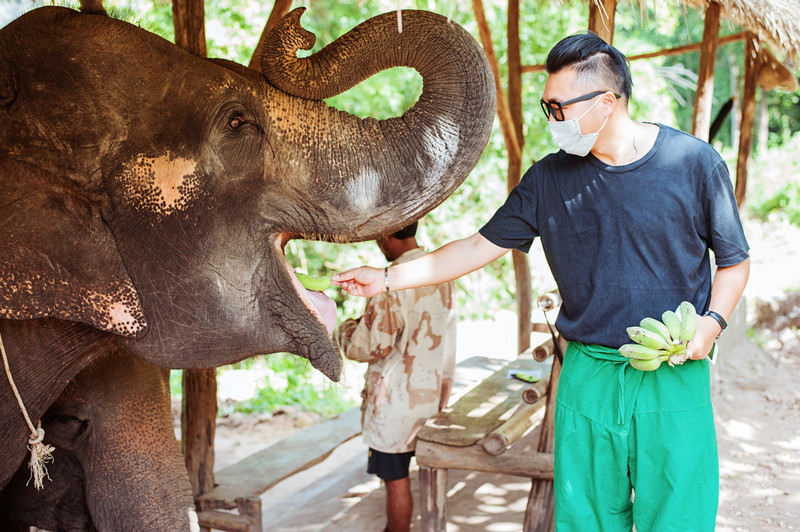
333, 232, 509, 298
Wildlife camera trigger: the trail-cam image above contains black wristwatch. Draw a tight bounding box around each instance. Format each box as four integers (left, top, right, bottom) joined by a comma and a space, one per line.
703, 310, 728, 337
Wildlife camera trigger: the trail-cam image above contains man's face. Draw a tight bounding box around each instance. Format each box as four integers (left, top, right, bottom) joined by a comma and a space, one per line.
542, 69, 608, 132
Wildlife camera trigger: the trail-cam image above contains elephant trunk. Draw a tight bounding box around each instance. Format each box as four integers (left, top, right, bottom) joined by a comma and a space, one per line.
262, 8, 496, 241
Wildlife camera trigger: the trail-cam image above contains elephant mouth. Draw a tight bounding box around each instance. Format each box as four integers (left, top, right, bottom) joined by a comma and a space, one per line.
275, 234, 337, 337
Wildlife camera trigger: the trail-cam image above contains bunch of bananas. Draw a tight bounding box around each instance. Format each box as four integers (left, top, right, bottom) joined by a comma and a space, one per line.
618, 301, 697, 371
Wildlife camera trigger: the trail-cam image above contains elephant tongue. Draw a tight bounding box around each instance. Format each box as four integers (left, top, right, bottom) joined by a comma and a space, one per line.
305, 289, 337, 336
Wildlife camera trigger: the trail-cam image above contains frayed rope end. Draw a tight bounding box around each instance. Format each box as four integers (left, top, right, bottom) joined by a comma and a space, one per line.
26, 427, 55, 490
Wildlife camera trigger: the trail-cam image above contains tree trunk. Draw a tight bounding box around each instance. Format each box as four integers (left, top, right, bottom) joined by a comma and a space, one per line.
691, 1, 720, 141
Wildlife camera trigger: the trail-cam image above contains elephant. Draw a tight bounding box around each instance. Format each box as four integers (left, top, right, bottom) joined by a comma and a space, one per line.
0, 2, 495, 501
0, 349, 197, 531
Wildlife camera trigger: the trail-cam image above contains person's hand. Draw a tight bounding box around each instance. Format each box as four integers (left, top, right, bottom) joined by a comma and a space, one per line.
332, 266, 384, 298
685, 315, 722, 360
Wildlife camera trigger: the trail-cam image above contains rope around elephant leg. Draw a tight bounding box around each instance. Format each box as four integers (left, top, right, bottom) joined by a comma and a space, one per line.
0, 331, 54, 490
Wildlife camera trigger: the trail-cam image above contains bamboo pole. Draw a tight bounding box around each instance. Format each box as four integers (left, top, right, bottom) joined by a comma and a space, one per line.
691, 1, 721, 141
480, 396, 546, 456
521, 32, 746, 74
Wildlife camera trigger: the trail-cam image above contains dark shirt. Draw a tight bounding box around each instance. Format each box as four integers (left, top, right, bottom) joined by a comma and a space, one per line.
480, 124, 750, 348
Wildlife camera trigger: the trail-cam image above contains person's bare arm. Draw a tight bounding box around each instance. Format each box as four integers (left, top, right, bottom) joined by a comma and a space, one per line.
686, 257, 750, 360
332, 232, 509, 298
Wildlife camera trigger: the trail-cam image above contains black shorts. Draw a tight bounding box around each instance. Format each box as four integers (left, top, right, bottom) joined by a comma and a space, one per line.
367, 448, 415, 481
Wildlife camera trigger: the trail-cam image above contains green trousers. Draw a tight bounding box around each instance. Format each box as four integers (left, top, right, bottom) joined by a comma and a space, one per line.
554, 341, 718, 532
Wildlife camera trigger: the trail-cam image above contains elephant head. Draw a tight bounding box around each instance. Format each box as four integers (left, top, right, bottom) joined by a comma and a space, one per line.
0, 350, 198, 532
0, 6, 495, 379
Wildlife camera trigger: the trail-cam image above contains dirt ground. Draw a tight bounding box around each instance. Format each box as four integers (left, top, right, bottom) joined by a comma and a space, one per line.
210, 215, 800, 531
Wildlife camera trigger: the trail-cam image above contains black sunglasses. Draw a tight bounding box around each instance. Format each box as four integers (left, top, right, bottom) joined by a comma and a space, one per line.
540, 90, 621, 122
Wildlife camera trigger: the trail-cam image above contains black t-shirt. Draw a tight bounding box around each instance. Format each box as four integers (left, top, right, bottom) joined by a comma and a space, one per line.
479, 124, 750, 348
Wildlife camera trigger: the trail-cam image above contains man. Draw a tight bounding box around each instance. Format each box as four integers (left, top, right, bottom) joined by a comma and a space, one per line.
335, 222, 456, 532
334, 33, 749, 531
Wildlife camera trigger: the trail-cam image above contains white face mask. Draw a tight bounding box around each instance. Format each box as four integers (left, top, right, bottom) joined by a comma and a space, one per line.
547, 96, 608, 156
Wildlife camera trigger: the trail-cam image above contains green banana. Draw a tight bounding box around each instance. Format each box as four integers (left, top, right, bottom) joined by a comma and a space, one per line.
296, 272, 332, 291
626, 326, 673, 351
630, 355, 669, 371
639, 317, 673, 344
618, 342, 670, 361
678, 301, 697, 343
661, 310, 682, 343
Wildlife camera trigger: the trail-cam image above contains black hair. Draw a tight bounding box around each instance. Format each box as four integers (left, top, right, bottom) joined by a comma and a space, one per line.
392, 221, 418, 240
545, 32, 633, 103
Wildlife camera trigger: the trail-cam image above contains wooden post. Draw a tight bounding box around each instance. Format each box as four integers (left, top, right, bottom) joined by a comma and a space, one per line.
79, 0, 106, 15
507, 0, 532, 354
473, 0, 528, 353
588, 0, 617, 44
171, 0, 217, 515
172, 0, 207, 57
523, 339, 563, 532
472, 0, 521, 163
181, 369, 218, 498
248, 0, 293, 72
691, 1, 721, 141
419, 466, 448, 531
735, 33, 760, 206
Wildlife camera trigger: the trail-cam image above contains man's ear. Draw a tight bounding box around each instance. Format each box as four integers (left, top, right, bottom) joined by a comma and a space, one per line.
0, 159, 147, 337
601, 91, 620, 115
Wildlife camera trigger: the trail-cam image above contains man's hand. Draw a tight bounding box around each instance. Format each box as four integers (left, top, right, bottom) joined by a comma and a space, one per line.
333, 267, 385, 298
685, 315, 721, 360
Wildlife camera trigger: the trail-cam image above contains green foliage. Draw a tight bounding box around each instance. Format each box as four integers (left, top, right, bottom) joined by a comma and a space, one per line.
169, 354, 359, 417
746, 132, 800, 226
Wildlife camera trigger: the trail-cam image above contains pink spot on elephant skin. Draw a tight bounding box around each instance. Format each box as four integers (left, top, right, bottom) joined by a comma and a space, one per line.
118, 152, 200, 216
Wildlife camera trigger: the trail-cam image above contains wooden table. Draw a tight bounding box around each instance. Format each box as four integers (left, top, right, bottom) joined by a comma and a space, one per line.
415, 356, 557, 531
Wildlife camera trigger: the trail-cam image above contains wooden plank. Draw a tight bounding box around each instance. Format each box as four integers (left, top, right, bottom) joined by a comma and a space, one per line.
691, 1, 721, 141
736, 33, 760, 206
419, 466, 448, 532
196, 408, 362, 510
416, 429, 554, 479
416, 358, 543, 447
196, 510, 255, 532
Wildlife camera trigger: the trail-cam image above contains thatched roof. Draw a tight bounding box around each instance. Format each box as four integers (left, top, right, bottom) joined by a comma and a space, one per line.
684, 0, 800, 63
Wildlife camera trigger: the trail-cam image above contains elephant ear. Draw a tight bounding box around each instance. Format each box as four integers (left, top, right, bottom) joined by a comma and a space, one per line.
0, 159, 147, 337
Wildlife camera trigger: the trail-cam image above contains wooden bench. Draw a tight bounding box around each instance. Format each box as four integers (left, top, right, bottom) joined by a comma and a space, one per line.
195, 407, 362, 532
416, 340, 563, 531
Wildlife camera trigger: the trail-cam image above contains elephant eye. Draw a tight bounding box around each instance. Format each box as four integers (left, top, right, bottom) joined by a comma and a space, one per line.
229, 115, 246, 129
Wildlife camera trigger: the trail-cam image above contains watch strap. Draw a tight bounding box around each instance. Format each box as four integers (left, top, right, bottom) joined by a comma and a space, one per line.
703, 310, 727, 335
